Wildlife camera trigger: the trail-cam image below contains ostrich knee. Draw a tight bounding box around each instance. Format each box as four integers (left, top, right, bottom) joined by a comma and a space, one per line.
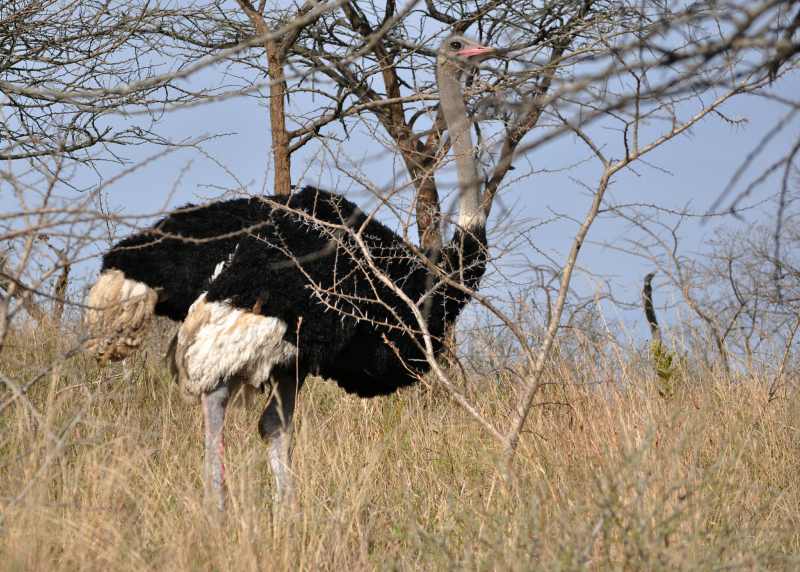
259, 375, 299, 501
202, 383, 230, 512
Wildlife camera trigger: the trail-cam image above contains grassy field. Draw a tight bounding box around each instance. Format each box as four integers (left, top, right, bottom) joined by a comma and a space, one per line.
1, 322, 799, 570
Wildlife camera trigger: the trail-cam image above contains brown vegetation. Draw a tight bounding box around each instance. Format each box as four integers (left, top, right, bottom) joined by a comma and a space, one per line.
2, 321, 798, 570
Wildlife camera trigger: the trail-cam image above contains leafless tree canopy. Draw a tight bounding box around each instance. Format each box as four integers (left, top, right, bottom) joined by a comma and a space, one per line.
1, 0, 800, 455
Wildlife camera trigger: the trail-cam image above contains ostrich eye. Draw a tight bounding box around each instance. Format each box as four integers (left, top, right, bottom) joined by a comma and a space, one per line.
449, 40, 462, 50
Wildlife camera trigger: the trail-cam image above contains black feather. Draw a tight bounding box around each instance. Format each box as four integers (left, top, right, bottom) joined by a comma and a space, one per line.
101, 196, 287, 320
101, 186, 486, 397
206, 187, 487, 397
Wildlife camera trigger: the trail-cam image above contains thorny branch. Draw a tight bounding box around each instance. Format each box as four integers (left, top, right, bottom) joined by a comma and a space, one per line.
1, 0, 800, 489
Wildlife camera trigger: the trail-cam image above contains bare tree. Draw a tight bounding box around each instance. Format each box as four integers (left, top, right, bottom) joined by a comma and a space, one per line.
1, 0, 800, 500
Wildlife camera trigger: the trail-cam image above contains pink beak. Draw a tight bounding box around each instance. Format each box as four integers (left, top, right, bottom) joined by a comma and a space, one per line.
457, 45, 496, 59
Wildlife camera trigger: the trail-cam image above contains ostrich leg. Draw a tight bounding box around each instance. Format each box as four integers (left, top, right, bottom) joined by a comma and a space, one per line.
259, 371, 301, 502
202, 383, 230, 512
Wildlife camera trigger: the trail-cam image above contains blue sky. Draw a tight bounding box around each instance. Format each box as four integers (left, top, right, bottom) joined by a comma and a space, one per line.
78, 65, 799, 338
4, 34, 798, 342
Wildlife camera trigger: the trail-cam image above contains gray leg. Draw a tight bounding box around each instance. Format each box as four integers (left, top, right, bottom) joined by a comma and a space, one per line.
258, 372, 301, 502
202, 383, 230, 512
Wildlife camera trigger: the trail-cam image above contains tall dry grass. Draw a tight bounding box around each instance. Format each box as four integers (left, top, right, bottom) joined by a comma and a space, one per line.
1, 321, 799, 570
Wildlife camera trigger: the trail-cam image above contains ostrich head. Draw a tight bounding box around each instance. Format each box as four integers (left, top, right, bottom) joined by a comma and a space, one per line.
436, 34, 497, 77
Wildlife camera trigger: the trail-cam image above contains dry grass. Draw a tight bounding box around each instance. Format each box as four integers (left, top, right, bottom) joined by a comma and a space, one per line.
2, 323, 799, 571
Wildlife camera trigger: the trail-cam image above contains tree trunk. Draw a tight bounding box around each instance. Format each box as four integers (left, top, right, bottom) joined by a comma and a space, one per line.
235, 0, 292, 196
406, 157, 443, 253
266, 42, 292, 196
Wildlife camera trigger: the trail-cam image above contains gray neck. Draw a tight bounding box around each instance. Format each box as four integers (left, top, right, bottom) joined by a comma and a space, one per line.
438, 66, 486, 231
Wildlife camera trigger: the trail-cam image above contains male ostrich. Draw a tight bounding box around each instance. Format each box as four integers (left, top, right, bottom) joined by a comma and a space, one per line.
85, 35, 496, 510
174, 35, 496, 509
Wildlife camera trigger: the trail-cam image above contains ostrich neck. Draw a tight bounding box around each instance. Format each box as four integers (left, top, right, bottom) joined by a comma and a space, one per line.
438, 69, 486, 231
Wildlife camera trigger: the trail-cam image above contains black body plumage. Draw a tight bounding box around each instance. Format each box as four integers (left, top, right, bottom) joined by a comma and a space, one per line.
206, 187, 487, 397
101, 187, 486, 397
101, 196, 287, 320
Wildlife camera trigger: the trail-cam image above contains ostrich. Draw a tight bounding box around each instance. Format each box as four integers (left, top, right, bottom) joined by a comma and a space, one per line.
171, 35, 497, 510
84, 34, 497, 510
